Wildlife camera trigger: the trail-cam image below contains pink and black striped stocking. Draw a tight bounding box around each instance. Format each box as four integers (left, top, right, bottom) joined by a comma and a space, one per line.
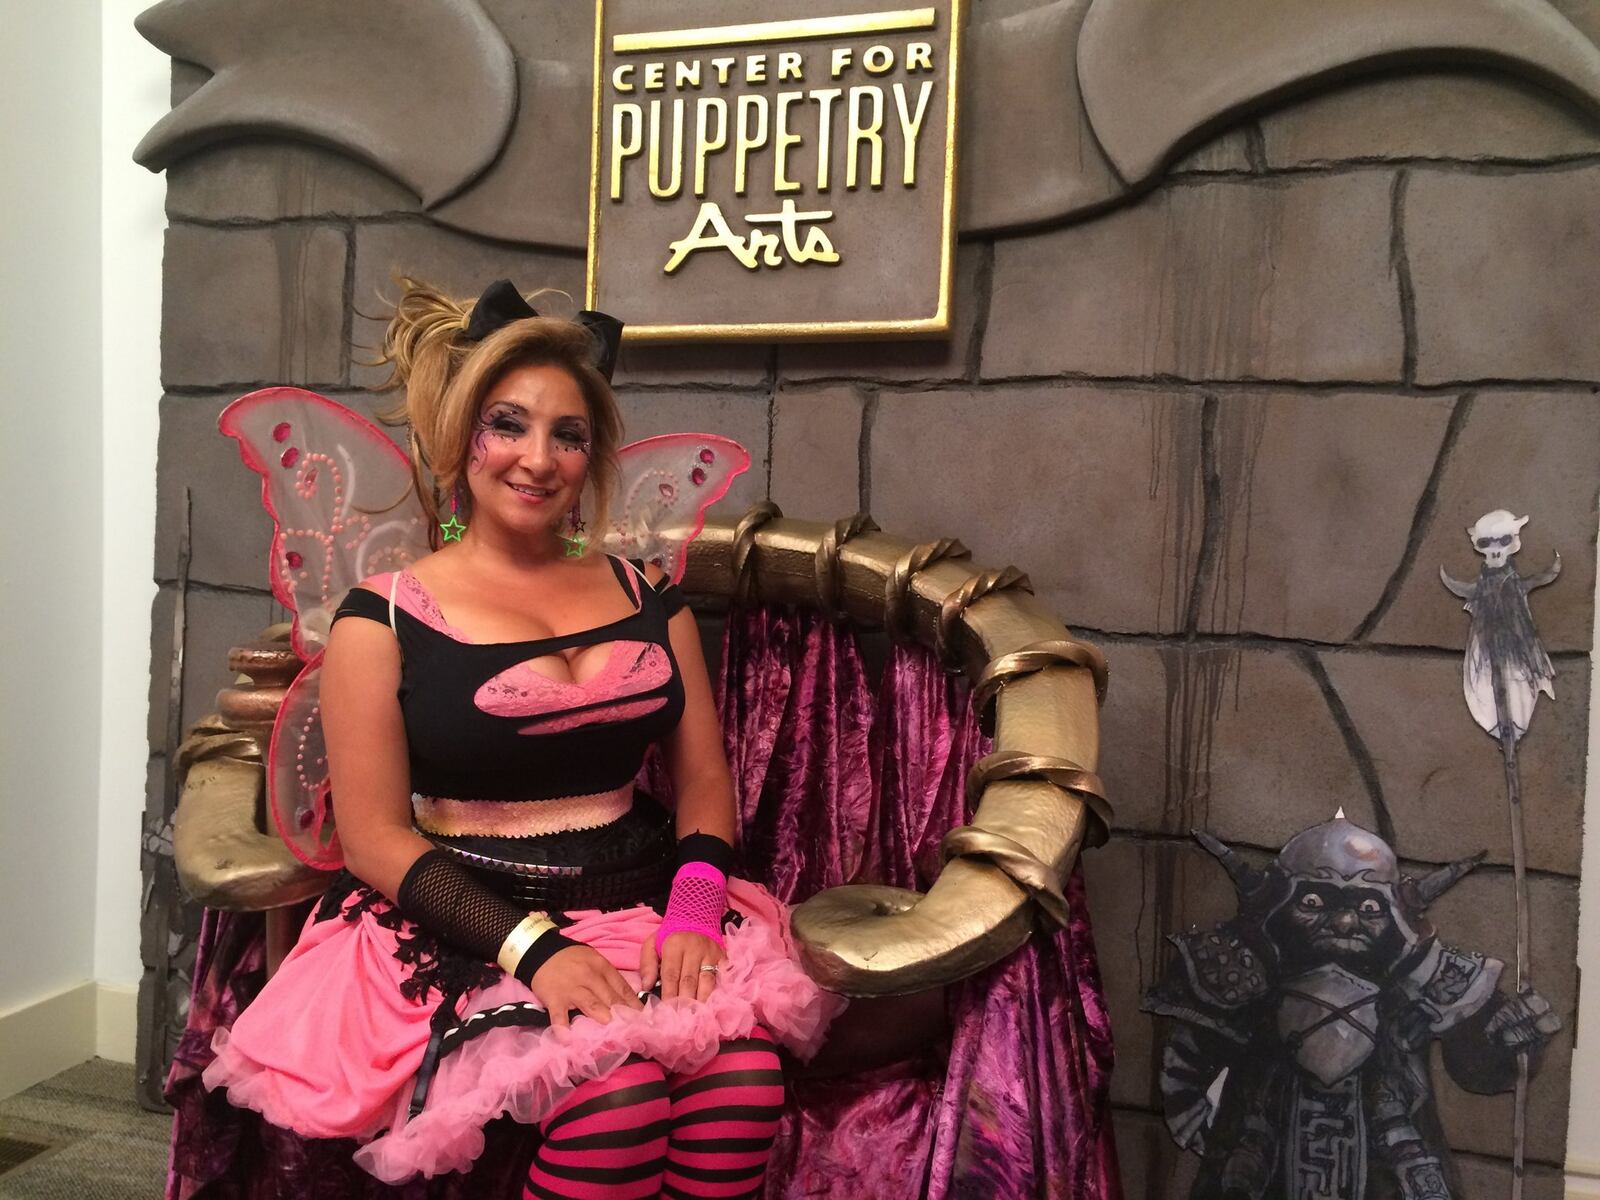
523, 1057, 670, 1200
662, 1027, 786, 1199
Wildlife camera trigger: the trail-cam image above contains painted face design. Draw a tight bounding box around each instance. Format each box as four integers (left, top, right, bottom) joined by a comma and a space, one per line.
461, 363, 594, 534
469, 405, 591, 471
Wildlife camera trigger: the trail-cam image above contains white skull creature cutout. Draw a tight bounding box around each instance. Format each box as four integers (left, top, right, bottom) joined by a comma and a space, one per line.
1467, 509, 1528, 568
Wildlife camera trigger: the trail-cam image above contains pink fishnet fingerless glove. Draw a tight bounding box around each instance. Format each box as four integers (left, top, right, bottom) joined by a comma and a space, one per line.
655, 861, 728, 953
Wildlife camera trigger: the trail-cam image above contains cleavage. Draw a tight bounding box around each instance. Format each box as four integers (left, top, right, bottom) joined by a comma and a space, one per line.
517, 641, 617, 686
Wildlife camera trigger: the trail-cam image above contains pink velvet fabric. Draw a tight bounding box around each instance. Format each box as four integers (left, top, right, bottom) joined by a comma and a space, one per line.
715, 611, 1120, 1200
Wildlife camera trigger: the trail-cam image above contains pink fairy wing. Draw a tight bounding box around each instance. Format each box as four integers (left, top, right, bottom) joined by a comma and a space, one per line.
219, 388, 428, 659
268, 652, 343, 870
603, 434, 750, 583
221, 388, 426, 871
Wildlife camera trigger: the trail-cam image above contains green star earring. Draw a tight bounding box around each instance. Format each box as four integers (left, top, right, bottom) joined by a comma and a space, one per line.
559, 503, 588, 557
439, 489, 466, 543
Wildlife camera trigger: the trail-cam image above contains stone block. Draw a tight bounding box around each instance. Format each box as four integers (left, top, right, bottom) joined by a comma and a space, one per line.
1260, 73, 1600, 167
1425, 868, 1578, 1164
348, 223, 585, 387
155, 392, 402, 589
1082, 836, 1245, 1110
171, 60, 207, 106
156, 393, 273, 590
1099, 643, 1374, 844
147, 585, 284, 751
477, 0, 595, 60
869, 386, 1205, 635
611, 342, 771, 389
423, 1, 597, 247
162, 224, 348, 388
1110, 1108, 1200, 1197
1408, 167, 1600, 384
1369, 392, 1600, 652
1168, 125, 1256, 175
1456, 1152, 1567, 1199
1083, 837, 1578, 1164
777, 245, 987, 384
1321, 651, 1588, 876
167, 142, 416, 222
1198, 392, 1456, 641
984, 173, 1405, 383
960, 0, 1125, 234
428, 59, 591, 249
769, 386, 867, 520
612, 391, 770, 518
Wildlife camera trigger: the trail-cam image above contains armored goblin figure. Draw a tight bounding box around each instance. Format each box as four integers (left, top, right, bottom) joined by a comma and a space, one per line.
1144, 815, 1560, 1200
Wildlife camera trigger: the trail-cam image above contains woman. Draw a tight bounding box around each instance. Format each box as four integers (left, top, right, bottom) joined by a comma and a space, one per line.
203, 279, 840, 1197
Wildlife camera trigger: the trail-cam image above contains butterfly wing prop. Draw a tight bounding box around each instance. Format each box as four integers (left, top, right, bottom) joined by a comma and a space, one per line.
219, 388, 429, 659
221, 388, 430, 869
603, 434, 750, 583
266, 653, 344, 869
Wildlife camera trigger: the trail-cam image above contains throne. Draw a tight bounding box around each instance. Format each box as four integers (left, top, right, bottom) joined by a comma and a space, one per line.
166, 505, 1120, 1200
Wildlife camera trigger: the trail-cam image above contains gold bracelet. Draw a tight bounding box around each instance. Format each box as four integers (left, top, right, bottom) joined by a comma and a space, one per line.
496, 913, 557, 976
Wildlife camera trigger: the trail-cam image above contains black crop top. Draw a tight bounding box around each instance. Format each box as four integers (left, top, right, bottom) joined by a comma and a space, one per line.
331, 556, 687, 804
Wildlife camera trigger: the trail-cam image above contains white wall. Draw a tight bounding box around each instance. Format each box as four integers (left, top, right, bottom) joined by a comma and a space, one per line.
97, 0, 165, 994
0, 0, 161, 1087
0, 0, 104, 1034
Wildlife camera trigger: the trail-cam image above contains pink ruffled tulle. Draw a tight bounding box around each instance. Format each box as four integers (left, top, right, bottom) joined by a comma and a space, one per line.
203, 877, 843, 1184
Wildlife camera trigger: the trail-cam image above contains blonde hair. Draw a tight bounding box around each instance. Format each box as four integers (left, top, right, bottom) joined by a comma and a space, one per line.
377, 277, 624, 551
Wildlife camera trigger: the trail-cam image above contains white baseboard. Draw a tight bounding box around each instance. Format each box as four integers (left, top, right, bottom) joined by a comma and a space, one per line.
95, 982, 138, 1064
0, 980, 140, 1098
1569, 1176, 1600, 1200
0, 981, 96, 1100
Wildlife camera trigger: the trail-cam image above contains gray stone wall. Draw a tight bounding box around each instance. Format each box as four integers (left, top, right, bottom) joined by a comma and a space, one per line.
146, 6, 1600, 1192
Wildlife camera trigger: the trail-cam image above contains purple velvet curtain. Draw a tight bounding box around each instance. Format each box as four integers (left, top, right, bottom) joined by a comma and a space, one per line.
717, 607, 1120, 1200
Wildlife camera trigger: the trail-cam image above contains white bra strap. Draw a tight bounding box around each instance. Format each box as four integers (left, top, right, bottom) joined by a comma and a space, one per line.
619, 556, 649, 605
388, 572, 400, 633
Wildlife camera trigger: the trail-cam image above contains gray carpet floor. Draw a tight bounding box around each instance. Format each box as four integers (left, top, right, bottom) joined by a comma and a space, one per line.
0, 1061, 169, 1199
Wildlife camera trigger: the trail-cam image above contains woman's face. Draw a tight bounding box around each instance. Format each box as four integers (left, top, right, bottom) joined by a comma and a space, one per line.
464, 363, 592, 539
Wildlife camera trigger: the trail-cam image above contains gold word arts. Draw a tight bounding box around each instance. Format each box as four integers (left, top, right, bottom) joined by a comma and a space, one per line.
663, 199, 842, 273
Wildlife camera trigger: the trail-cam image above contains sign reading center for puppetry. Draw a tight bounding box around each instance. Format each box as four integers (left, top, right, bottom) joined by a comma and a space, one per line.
586, 2, 962, 341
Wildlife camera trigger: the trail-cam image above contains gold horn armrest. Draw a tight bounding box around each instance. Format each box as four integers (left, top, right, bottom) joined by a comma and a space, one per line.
685, 510, 1105, 997
171, 627, 327, 912
173, 748, 329, 911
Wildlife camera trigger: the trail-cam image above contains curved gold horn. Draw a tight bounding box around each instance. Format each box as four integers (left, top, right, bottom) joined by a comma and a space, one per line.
171, 629, 326, 911
1079, 0, 1600, 187
682, 511, 1108, 997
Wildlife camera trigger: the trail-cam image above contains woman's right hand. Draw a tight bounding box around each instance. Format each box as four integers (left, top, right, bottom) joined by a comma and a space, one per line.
529, 943, 643, 1027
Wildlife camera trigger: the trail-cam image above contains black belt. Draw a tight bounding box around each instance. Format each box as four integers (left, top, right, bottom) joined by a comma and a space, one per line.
425, 792, 675, 911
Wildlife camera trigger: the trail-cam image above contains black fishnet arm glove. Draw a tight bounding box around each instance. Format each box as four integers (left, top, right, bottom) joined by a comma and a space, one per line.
396, 849, 577, 986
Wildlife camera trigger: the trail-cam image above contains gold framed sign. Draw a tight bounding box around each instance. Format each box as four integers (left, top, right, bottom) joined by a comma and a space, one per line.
586, 1, 963, 342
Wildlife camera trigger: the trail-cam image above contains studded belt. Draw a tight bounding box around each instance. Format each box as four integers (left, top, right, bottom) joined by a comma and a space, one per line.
427, 792, 675, 911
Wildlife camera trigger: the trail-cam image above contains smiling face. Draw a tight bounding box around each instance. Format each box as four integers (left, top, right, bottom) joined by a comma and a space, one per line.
462, 362, 593, 540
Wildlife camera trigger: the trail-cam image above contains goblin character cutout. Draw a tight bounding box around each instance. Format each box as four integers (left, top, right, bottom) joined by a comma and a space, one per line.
1440, 509, 1560, 741
1144, 815, 1559, 1200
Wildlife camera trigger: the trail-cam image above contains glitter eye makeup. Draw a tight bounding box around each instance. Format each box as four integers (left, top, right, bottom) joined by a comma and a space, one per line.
554, 423, 592, 456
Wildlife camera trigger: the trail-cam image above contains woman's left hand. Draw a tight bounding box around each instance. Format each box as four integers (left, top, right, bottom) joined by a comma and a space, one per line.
641, 930, 727, 1001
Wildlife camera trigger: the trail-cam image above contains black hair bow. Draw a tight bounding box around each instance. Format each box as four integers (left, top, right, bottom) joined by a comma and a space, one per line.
462, 278, 624, 382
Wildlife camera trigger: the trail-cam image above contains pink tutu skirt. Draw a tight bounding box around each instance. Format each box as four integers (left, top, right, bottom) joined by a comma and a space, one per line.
203, 876, 843, 1183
